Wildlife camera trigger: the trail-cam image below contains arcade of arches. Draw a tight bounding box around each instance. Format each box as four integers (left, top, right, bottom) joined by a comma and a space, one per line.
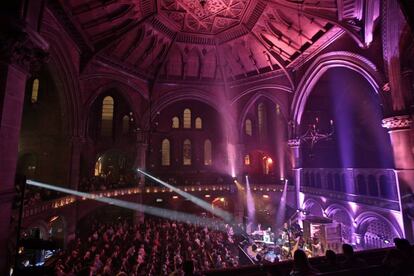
1, 0, 414, 274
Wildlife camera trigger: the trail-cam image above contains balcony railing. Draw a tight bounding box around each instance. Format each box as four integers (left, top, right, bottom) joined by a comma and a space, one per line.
22, 183, 292, 219
299, 168, 400, 210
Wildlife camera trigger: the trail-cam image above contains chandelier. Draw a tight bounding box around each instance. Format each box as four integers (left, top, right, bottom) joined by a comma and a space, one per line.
298, 117, 334, 151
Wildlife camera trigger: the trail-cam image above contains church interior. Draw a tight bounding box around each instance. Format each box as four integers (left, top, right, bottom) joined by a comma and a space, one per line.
1, 0, 414, 275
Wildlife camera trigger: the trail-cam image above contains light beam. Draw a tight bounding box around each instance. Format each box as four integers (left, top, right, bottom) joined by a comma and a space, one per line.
136, 169, 233, 221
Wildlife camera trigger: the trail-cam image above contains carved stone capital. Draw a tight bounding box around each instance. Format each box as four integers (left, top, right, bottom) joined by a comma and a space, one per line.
382, 115, 412, 130
288, 139, 301, 147
0, 26, 49, 73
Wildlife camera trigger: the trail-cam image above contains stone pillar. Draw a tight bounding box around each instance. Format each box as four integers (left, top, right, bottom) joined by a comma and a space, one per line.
288, 139, 302, 209
382, 115, 414, 242
0, 26, 48, 273
288, 139, 301, 169
133, 143, 147, 224
68, 136, 85, 190
233, 143, 245, 224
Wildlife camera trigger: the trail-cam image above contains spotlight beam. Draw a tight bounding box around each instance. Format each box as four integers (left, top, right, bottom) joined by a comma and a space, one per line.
26, 180, 233, 232
137, 169, 233, 222
245, 176, 255, 229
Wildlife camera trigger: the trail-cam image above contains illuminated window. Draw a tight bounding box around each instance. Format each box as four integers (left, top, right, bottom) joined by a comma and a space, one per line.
276, 104, 280, 115
183, 108, 191, 129
204, 139, 212, 165
172, 117, 180, 128
31, 79, 39, 103
101, 96, 114, 136
183, 139, 191, 165
122, 115, 129, 134
195, 117, 202, 129
162, 139, 170, 166
245, 119, 252, 136
258, 103, 267, 137
94, 157, 103, 176
244, 154, 250, 165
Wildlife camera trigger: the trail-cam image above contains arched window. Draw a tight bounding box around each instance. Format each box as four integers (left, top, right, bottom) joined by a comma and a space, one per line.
172, 117, 180, 128
122, 115, 130, 134
245, 119, 252, 136
183, 139, 192, 165
204, 139, 212, 165
31, 78, 39, 103
101, 96, 114, 136
357, 175, 367, 195
161, 139, 171, 166
327, 173, 333, 190
195, 117, 202, 129
183, 109, 191, 128
379, 175, 396, 200
244, 154, 251, 165
258, 103, 266, 137
368, 175, 378, 197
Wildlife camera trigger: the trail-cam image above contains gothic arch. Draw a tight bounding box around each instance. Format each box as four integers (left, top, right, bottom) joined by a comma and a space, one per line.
142, 89, 234, 132
84, 81, 142, 136
325, 204, 354, 222
237, 90, 288, 138
303, 198, 324, 217
292, 51, 386, 125
41, 10, 82, 137
355, 211, 403, 239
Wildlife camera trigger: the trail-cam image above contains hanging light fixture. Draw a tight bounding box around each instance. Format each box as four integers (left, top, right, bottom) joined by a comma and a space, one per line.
199, 0, 207, 8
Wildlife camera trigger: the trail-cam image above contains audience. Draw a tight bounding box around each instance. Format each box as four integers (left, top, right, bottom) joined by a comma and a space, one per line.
340, 243, 368, 269
289, 249, 319, 276
54, 216, 239, 275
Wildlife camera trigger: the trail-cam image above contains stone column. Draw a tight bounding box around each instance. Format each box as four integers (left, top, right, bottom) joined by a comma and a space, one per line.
0, 61, 46, 274
382, 115, 414, 241
288, 139, 302, 209
233, 143, 245, 224
133, 143, 147, 224
0, 26, 48, 273
68, 136, 85, 190
288, 139, 301, 169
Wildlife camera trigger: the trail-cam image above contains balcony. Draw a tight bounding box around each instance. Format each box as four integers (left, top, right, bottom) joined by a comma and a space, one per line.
299, 168, 400, 211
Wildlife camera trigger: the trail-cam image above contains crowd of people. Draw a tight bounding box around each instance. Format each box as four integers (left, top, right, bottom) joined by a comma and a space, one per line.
54, 216, 240, 275
79, 172, 138, 192
288, 239, 414, 276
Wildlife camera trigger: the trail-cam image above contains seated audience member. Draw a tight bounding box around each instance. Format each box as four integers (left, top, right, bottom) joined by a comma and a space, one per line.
318, 249, 339, 272
383, 238, 414, 275
290, 249, 319, 276
340, 244, 368, 269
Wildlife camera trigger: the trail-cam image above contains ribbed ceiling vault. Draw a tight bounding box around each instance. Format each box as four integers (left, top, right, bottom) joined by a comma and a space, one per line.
53, 0, 371, 83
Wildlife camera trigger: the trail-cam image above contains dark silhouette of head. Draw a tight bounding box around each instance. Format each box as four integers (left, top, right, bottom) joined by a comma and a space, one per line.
183, 260, 194, 275
342, 244, 354, 258
293, 249, 310, 270
325, 249, 337, 264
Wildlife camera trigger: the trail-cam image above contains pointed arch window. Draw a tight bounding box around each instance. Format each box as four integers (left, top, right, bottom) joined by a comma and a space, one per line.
195, 117, 202, 129
122, 115, 130, 134
161, 139, 171, 166
204, 139, 212, 165
258, 103, 267, 137
245, 119, 252, 136
172, 117, 180, 128
244, 154, 251, 165
31, 79, 39, 103
183, 108, 191, 129
101, 96, 114, 136
183, 139, 192, 165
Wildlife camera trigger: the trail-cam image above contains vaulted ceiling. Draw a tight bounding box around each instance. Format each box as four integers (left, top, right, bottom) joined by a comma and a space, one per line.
56, 0, 373, 82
